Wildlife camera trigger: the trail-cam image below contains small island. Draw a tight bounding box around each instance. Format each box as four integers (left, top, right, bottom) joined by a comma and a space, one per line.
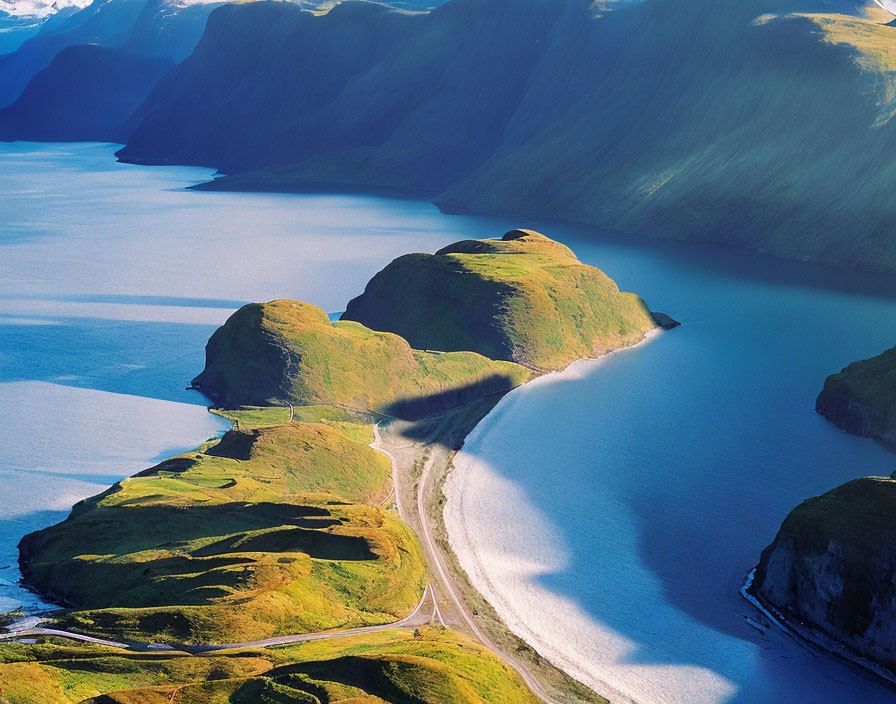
3, 230, 675, 704
343, 229, 676, 371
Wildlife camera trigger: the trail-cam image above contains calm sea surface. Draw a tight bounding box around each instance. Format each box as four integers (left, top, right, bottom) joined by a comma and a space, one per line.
3, 142, 896, 702
445, 225, 896, 702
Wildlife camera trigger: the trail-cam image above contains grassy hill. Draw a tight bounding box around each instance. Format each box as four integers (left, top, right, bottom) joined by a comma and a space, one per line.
343, 229, 663, 371
0, 628, 541, 704
191, 299, 531, 417
114, 0, 896, 273
8, 233, 657, 699
816, 344, 896, 452
18, 413, 426, 645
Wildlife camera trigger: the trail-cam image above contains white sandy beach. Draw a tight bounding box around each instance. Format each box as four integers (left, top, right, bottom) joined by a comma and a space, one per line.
444, 344, 741, 704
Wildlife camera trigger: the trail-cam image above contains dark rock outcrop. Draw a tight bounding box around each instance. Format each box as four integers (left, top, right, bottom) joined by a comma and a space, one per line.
816, 345, 896, 453
751, 477, 896, 673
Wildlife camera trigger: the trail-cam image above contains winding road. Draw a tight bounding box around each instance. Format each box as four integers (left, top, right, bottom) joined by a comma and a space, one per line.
0, 583, 439, 653
2, 418, 557, 702
372, 423, 559, 704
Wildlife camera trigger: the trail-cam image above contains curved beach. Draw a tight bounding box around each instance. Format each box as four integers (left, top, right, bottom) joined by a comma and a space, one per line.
444, 353, 736, 704
443, 232, 896, 703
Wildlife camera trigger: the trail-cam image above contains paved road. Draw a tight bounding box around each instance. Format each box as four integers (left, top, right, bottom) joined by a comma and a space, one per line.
1, 419, 556, 702
372, 423, 559, 704
0, 584, 438, 653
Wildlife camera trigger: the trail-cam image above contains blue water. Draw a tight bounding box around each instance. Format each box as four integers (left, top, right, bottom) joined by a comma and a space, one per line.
0, 141, 510, 613
3, 142, 896, 703
446, 224, 896, 702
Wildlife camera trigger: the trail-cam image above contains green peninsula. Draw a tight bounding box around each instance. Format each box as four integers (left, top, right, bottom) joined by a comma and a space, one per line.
343, 230, 671, 371
10, 229, 667, 703
816, 345, 896, 452
18, 414, 426, 645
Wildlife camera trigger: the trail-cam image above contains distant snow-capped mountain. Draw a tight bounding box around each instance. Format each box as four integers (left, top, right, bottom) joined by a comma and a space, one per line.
0, 0, 223, 19
1, 0, 91, 19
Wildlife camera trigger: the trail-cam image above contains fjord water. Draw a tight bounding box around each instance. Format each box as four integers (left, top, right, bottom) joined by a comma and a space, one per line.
2, 144, 895, 704
446, 230, 896, 702
0, 142, 487, 613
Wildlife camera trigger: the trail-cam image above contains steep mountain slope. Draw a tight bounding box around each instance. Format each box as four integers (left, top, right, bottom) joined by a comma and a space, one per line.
118, 1, 431, 170
441, 0, 896, 272
0, 14, 45, 53
0, 0, 218, 110
0, 44, 173, 141
343, 229, 666, 371
119, 0, 563, 181
119, 0, 896, 273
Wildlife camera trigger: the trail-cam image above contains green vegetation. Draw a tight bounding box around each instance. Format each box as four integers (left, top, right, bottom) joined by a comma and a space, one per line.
816, 344, 896, 452
801, 13, 896, 73
18, 415, 426, 645
9, 230, 652, 700
116, 0, 896, 273
795, 12, 896, 124
0, 628, 541, 704
0, 640, 272, 704
343, 230, 660, 371
192, 299, 532, 415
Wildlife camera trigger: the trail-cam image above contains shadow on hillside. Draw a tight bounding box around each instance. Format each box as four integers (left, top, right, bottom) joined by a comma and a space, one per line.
268, 656, 450, 704
384, 373, 519, 422
27, 500, 372, 575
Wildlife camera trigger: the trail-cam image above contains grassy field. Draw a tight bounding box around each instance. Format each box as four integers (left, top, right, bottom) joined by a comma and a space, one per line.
192, 299, 532, 415
343, 230, 659, 371
19, 413, 426, 645
0, 628, 542, 704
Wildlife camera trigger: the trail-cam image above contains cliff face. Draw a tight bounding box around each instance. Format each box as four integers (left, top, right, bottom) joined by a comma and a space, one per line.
116, 0, 896, 273
752, 477, 896, 672
816, 345, 896, 453
343, 229, 663, 371
191, 299, 531, 418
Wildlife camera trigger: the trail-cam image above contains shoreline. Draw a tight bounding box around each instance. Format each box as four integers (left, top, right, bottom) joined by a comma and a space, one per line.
380, 327, 665, 704
187, 174, 896, 281
437, 331, 662, 704
740, 570, 896, 692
